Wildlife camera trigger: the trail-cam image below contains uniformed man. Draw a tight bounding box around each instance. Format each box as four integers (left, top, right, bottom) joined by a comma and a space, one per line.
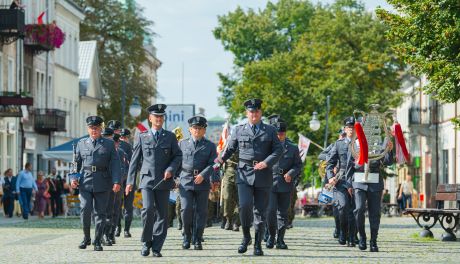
222, 153, 241, 231
178, 115, 217, 250
215, 98, 283, 256
353, 139, 393, 252
326, 117, 357, 247
119, 128, 134, 237
266, 115, 302, 250
71, 116, 121, 251
125, 104, 182, 258
318, 128, 346, 239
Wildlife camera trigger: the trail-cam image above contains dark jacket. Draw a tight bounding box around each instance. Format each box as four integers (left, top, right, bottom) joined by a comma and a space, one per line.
271, 139, 302, 193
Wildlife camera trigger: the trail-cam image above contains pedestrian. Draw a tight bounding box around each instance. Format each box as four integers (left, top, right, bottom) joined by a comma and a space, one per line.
2, 169, 16, 218
125, 104, 182, 258
48, 168, 63, 217
119, 128, 135, 237
215, 98, 283, 256
353, 140, 393, 252
71, 116, 121, 251
16, 163, 38, 220
265, 115, 302, 250
326, 117, 357, 247
35, 171, 50, 219
399, 175, 414, 209
178, 115, 218, 250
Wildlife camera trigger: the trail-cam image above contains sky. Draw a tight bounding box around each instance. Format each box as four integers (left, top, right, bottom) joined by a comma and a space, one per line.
137, 0, 392, 118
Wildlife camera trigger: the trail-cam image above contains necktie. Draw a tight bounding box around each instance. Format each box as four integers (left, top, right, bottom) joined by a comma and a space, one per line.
194, 140, 198, 149
155, 131, 159, 142
93, 139, 97, 148
252, 125, 257, 135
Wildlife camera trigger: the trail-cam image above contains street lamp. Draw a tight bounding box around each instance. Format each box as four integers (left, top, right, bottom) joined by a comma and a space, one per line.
129, 96, 142, 118
309, 112, 321, 131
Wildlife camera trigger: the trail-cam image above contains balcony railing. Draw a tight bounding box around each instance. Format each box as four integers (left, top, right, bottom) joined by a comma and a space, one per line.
0, 6, 25, 44
409, 106, 431, 125
34, 108, 66, 134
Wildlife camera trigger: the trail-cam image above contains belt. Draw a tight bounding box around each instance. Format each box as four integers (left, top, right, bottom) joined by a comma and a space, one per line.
83, 166, 108, 172
182, 168, 201, 175
240, 159, 259, 166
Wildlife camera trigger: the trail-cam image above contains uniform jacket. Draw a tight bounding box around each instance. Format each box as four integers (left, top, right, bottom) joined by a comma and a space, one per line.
76, 137, 121, 193
2, 176, 17, 199
127, 129, 182, 190
119, 140, 133, 162
117, 147, 129, 181
326, 137, 355, 190
271, 139, 302, 193
221, 122, 283, 188
178, 137, 217, 191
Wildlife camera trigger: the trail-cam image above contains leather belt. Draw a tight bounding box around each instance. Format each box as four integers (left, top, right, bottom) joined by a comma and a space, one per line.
83, 166, 108, 172
240, 159, 259, 166
182, 168, 201, 175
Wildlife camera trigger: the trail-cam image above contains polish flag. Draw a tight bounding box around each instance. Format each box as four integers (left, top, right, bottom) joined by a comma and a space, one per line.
38, 11, 45, 25
136, 120, 149, 132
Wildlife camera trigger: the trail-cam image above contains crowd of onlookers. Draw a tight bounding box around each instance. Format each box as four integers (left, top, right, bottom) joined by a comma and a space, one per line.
0, 163, 71, 220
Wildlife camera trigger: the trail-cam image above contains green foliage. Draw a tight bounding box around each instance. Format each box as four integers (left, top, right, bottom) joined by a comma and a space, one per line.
377, 0, 460, 103
214, 0, 404, 185
76, 0, 156, 127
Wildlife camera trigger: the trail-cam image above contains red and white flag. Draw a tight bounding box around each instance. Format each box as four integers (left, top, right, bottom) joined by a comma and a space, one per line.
217, 121, 230, 154
298, 133, 311, 163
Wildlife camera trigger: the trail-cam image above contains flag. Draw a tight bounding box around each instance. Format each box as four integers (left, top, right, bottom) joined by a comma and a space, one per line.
136, 120, 149, 132
393, 122, 410, 164
297, 133, 311, 163
38, 11, 45, 25
217, 121, 230, 154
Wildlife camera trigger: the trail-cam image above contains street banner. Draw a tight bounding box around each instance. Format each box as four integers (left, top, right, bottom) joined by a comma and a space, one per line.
298, 133, 311, 163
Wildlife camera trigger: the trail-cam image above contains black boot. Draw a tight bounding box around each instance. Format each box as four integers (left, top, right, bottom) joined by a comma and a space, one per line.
276, 228, 288, 249
370, 229, 379, 252
359, 236, 367, 251
109, 226, 116, 244
115, 225, 121, 237
79, 237, 91, 249
93, 240, 103, 251
333, 227, 339, 239
141, 241, 152, 256
254, 228, 264, 256
347, 234, 356, 247
124, 220, 132, 238
266, 235, 275, 249
338, 230, 347, 245
238, 227, 251, 254
194, 228, 204, 250
183, 227, 191, 249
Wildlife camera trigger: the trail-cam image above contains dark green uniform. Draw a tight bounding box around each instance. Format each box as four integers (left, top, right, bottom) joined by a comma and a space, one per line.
222, 153, 240, 229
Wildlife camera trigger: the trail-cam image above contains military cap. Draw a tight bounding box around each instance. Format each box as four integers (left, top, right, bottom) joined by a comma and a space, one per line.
107, 120, 121, 130
102, 127, 114, 136
188, 115, 207, 128
344, 116, 355, 127
86, 116, 103, 126
113, 134, 121, 142
268, 114, 285, 125
147, 104, 167, 115
275, 121, 287, 132
244, 98, 263, 111
120, 128, 131, 137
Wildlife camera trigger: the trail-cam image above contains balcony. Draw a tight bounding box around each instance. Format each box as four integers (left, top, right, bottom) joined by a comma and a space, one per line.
24, 23, 65, 54
34, 108, 66, 134
0, 6, 25, 44
408, 106, 431, 137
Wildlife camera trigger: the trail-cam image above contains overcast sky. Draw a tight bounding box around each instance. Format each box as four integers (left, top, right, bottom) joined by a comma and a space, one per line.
137, 0, 392, 118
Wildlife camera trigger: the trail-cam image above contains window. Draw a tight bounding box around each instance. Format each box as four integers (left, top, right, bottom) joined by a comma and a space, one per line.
8, 58, 14, 92
0, 52, 3, 91
6, 134, 13, 169
441, 149, 449, 184
24, 67, 31, 94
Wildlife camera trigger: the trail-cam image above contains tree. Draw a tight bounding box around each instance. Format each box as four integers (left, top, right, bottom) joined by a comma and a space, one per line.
214, 0, 404, 184
76, 0, 156, 127
376, 0, 460, 126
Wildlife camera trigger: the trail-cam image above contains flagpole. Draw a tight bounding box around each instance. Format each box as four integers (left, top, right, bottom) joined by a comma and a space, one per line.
309, 139, 324, 151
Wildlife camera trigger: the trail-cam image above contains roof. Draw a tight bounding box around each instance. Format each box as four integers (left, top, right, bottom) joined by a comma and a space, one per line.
79, 41, 97, 81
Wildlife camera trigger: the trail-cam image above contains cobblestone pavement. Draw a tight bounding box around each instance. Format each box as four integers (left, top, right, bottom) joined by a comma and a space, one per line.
0, 215, 459, 263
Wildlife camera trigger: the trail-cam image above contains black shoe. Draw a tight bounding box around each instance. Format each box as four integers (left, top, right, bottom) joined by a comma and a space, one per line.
115, 226, 121, 237
333, 228, 339, 239
124, 230, 132, 238
276, 228, 288, 249
177, 222, 183, 230
232, 224, 240, 232
109, 234, 116, 245
347, 241, 356, 247
370, 240, 378, 252
79, 238, 91, 249
359, 237, 367, 251
182, 240, 191, 249
220, 218, 226, 229
238, 238, 250, 253
152, 250, 162, 257
266, 236, 275, 249
141, 242, 152, 256
194, 242, 203, 250
94, 240, 103, 251
276, 241, 288, 249
254, 229, 264, 256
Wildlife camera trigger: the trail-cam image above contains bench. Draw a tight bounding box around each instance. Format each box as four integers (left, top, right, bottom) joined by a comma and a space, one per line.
404, 184, 460, 241
302, 203, 332, 217
382, 203, 400, 216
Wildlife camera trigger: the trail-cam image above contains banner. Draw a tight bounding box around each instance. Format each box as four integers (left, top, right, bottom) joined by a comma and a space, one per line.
298, 133, 311, 163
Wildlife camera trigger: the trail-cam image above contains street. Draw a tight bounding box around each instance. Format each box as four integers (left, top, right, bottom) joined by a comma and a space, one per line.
0, 216, 458, 263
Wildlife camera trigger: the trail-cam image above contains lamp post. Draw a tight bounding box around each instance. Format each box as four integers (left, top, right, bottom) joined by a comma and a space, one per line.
121, 76, 126, 127
309, 95, 331, 148
129, 96, 142, 118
